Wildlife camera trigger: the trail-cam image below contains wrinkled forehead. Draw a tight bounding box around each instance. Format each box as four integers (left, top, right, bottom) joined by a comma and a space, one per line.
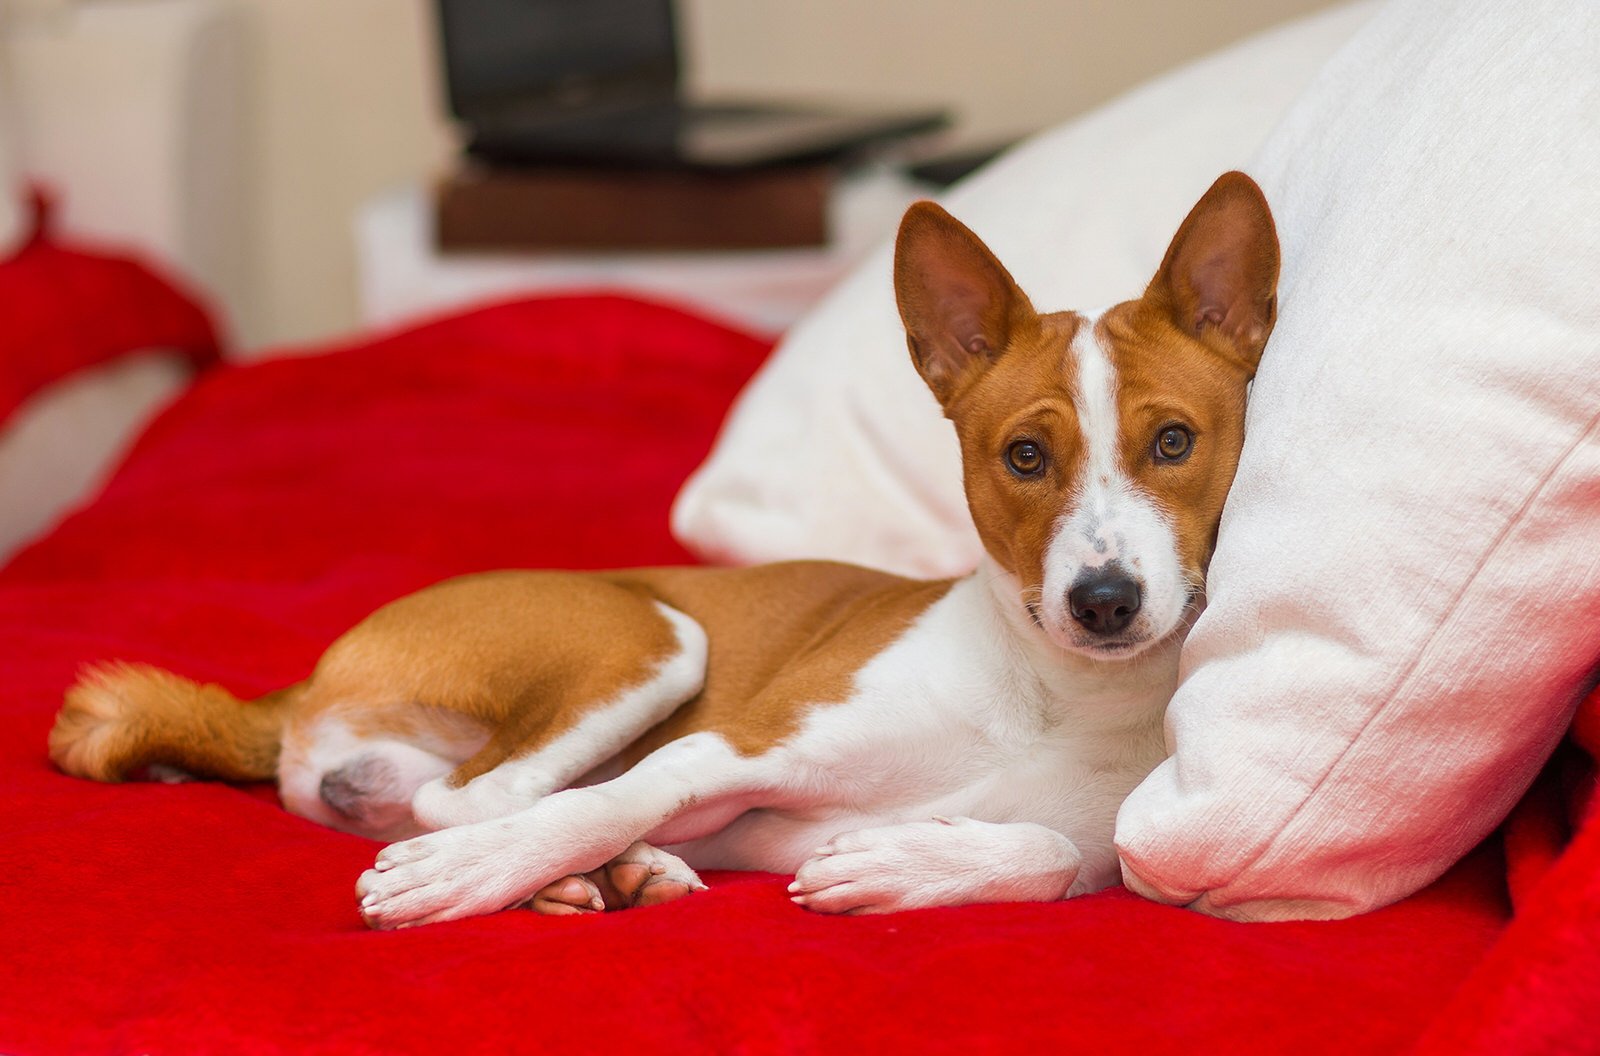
952, 311, 1086, 426
953, 308, 1123, 449
955, 300, 1216, 448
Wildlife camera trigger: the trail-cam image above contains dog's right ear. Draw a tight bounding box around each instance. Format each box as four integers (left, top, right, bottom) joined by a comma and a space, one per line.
1144, 171, 1279, 376
894, 202, 1034, 407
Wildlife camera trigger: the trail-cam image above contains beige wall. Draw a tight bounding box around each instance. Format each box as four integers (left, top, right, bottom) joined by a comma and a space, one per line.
232, 0, 455, 349
682, 0, 1341, 149
237, 0, 1342, 350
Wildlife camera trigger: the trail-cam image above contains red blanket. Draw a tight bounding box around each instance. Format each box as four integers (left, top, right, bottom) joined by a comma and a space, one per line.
0, 193, 221, 428
1, 295, 1594, 1054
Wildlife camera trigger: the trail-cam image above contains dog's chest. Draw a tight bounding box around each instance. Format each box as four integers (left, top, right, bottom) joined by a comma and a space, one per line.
816, 587, 1167, 807
685, 576, 1172, 870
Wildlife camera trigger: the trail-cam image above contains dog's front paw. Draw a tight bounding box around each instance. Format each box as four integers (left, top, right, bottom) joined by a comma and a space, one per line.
788, 817, 1081, 915
356, 820, 538, 929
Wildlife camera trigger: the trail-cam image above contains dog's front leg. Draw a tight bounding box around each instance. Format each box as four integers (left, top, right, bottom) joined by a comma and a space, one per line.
788, 817, 1085, 914
356, 732, 768, 929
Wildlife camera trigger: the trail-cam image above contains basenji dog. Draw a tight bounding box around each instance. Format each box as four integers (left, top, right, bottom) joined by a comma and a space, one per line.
49, 172, 1278, 929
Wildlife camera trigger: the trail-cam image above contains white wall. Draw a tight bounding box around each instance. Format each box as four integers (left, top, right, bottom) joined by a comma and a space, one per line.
229, 0, 1343, 350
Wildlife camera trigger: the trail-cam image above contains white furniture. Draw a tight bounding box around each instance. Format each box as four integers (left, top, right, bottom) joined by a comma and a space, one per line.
355, 165, 930, 337
0, 0, 241, 561
4, 0, 249, 335
0, 355, 189, 557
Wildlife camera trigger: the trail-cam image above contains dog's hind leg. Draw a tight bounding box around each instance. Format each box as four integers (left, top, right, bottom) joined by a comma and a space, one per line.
278, 705, 489, 841
268, 573, 706, 838
409, 601, 708, 830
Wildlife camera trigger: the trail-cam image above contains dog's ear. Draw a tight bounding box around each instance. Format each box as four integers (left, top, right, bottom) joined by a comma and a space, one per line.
1146, 171, 1280, 375
895, 202, 1035, 407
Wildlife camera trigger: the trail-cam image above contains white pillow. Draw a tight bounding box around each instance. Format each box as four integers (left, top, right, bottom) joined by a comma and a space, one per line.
1114, 0, 1600, 920
671, 1, 1378, 577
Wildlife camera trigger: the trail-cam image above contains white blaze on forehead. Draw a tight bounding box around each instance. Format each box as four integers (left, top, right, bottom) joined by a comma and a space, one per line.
1066, 309, 1125, 565
1037, 311, 1190, 652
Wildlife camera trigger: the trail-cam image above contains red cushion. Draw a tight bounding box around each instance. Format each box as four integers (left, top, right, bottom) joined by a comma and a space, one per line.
0, 294, 1591, 1053
0, 195, 221, 428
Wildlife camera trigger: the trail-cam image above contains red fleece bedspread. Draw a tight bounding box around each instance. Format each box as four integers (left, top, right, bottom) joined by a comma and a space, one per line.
0, 295, 1594, 1054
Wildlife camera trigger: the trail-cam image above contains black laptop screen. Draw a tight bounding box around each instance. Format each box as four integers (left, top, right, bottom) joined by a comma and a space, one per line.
438, 0, 679, 119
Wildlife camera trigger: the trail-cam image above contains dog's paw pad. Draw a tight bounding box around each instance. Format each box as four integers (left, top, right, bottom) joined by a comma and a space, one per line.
526, 874, 604, 915
605, 842, 705, 910
636, 879, 696, 907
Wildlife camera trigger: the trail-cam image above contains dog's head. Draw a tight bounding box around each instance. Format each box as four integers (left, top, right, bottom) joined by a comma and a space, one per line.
894, 172, 1278, 660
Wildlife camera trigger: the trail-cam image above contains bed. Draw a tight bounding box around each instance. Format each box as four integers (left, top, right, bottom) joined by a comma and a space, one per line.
0, 289, 1595, 1053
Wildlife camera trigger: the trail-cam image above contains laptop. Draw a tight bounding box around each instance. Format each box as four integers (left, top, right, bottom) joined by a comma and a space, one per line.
437, 0, 949, 170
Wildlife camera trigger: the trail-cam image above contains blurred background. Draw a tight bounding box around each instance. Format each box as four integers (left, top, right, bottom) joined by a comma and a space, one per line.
2, 0, 1341, 353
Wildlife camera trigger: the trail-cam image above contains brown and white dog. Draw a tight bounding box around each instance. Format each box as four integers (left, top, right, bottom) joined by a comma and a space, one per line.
49, 172, 1278, 929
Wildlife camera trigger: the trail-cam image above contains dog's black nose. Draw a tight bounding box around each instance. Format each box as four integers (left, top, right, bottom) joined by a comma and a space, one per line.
1068, 571, 1142, 635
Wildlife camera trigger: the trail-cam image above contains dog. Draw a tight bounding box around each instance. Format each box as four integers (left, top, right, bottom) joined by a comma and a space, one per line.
49, 171, 1278, 929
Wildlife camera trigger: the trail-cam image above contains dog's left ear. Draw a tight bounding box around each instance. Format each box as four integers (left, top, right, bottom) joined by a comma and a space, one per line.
895, 201, 1035, 408
1146, 171, 1280, 375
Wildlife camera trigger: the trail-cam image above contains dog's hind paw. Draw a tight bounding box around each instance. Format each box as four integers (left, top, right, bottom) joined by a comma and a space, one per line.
607, 841, 706, 908
524, 842, 706, 916
526, 873, 606, 915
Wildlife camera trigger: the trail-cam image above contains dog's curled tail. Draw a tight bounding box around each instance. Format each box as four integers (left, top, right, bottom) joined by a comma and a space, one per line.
49, 662, 297, 783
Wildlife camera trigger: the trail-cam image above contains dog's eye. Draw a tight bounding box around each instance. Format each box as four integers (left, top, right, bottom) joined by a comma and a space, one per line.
1006, 440, 1045, 476
1155, 426, 1193, 462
